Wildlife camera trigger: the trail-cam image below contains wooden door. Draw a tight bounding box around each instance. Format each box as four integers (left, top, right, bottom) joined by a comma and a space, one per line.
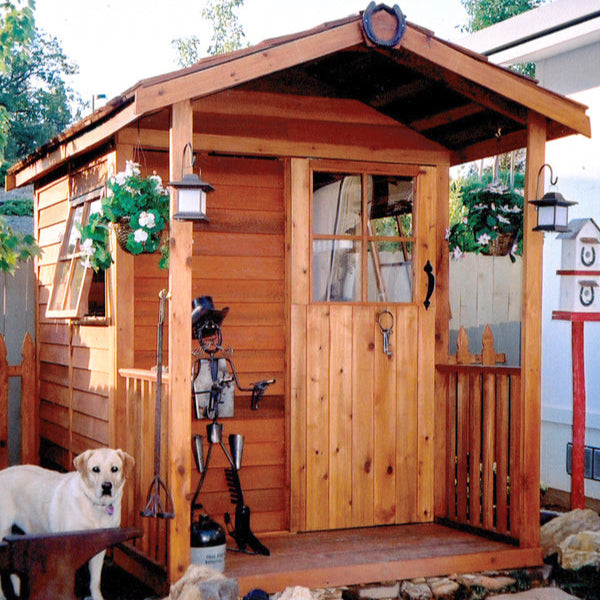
289, 160, 437, 531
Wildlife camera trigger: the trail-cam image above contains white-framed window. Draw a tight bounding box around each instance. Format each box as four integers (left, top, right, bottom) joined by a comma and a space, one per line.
46, 186, 106, 319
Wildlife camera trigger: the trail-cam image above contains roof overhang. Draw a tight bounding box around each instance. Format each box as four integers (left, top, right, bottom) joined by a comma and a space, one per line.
6, 5, 591, 190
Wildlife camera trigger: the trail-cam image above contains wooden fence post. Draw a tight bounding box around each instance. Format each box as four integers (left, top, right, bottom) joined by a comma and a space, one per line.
0, 334, 8, 468
0, 332, 38, 467
20, 333, 38, 464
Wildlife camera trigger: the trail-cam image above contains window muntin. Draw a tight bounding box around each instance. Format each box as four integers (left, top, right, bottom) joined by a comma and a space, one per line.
46, 187, 106, 319
312, 170, 415, 304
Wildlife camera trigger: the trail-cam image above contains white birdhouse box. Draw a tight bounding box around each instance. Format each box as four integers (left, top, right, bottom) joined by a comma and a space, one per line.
557, 218, 600, 314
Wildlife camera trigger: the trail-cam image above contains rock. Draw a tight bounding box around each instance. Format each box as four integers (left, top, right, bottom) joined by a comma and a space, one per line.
278, 587, 317, 600
493, 588, 580, 600
399, 580, 432, 600
558, 529, 600, 569
357, 582, 399, 599
541, 509, 600, 557
426, 578, 459, 599
452, 573, 515, 591
164, 565, 238, 600
314, 588, 344, 600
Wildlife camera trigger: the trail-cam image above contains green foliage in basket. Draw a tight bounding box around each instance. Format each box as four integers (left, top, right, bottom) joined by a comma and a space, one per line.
447, 178, 523, 263
78, 161, 170, 271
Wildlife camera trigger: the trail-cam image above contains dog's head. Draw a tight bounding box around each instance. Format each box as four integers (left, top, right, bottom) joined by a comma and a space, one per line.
74, 448, 134, 505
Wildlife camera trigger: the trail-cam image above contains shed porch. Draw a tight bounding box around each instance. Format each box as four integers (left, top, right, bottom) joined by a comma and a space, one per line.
225, 523, 541, 595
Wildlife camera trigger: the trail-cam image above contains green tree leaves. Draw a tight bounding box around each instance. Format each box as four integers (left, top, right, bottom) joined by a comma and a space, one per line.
172, 0, 246, 68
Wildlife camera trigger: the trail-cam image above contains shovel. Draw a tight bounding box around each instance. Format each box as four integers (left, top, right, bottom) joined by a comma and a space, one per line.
141, 289, 175, 519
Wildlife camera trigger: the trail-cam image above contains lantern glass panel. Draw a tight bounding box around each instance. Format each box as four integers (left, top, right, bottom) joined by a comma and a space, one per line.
178, 188, 205, 215
537, 205, 556, 228
555, 205, 569, 228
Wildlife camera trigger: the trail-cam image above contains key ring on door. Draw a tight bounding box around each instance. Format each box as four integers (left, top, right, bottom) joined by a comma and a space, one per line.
377, 310, 394, 357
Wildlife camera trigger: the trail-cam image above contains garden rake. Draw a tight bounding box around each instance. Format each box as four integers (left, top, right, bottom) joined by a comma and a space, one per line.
141, 289, 175, 519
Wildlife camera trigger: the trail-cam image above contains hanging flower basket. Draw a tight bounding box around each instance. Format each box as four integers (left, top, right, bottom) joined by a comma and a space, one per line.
78, 161, 170, 270
447, 181, 523, 263
115, 218, 134, 252
481, 232, 516, 257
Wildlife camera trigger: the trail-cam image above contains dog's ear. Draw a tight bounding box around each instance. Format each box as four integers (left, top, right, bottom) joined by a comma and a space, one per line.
116, 449, 135, 478
73, 449, 92, 474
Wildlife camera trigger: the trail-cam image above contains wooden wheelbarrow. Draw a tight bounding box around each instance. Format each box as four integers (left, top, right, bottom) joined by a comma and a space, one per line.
0, 526, 141, 599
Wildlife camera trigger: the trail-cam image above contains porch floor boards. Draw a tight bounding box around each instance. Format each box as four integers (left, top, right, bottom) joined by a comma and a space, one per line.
225, 523, 543, 595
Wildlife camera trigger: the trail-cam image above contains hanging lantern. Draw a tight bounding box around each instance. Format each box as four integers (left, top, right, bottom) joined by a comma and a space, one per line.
530, 164, 576, 232
168, 143, 214, 222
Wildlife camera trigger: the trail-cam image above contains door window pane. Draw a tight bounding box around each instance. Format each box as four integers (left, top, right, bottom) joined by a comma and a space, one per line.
368, 241, 413, 303
368, 176, 413, 238
313, 239, 361, 302
313, 173, 362, 236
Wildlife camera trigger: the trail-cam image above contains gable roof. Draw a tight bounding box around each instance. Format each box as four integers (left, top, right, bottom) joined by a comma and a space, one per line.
6, 5, 591, 189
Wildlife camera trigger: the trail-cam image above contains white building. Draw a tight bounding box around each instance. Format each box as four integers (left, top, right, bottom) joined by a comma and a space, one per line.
461, 0, 600, 501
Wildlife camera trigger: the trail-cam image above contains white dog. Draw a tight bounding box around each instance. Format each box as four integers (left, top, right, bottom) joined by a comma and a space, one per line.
0, 447, 134, 600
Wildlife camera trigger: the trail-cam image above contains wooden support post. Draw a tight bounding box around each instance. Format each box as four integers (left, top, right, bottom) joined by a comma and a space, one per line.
571, 320, 586, 509
167, 100, 193, 583
109, 143, 135, 450
520, 111, 546, 549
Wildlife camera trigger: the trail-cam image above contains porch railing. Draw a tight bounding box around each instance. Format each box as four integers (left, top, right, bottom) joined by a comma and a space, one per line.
436, 326, 522, 540
118, 368, 169, 570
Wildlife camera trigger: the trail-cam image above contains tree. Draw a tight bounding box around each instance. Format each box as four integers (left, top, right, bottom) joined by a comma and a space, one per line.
172, 0, 246, 68
0, 29, 81, 183
461, 0, 545, 33
0, 0, 35, 164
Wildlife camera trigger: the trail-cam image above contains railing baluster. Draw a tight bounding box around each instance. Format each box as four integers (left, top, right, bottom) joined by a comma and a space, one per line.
496, 373, 509, 534
469, 371, 482, 528
118, 369, 170, 569
447, 372, 458, 520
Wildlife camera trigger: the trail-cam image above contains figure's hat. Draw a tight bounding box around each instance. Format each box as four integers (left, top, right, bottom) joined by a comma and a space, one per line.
191, 296, 229, 338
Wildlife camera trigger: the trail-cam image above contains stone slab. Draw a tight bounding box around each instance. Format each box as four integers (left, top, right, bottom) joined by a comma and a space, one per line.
492, 588, 581, 600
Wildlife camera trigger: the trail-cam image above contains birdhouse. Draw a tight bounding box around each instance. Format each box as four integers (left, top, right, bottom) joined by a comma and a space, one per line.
556, 218, 600, 314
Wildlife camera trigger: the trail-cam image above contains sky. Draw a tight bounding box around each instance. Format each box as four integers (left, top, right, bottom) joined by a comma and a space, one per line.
33, 0, 469, 108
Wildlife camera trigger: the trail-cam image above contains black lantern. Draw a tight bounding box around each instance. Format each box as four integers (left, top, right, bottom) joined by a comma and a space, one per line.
168, 143, 214, 222
530, 164, 576, 232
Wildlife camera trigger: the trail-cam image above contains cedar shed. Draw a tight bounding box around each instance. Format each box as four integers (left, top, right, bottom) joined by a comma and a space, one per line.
6, 4, 591, 595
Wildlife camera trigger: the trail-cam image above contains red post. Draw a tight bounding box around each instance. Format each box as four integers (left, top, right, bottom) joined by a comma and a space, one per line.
571, 320, 586, 509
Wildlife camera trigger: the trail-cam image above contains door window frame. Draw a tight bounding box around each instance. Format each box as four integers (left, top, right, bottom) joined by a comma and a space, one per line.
309, 160, 421, 304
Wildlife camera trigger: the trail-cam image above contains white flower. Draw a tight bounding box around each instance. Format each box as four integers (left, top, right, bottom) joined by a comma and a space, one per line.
134, 229, 149, 243
451, 247, 464, 260
462, 217, 468, 224
477, 233, 492, 246
497, 215, 511, 224
511, 243, 519, 254
138, 211, 156, 228
113, 172, 127, 186
490, 202, 496, 211
149, 173, 164, 193
125, 161, 141, 177
445, 228, 450, 241
81, 256, 93, 269
81, 238, 95, 255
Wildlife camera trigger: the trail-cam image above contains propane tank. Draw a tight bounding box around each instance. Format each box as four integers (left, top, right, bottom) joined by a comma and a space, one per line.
190, 514, 226, 572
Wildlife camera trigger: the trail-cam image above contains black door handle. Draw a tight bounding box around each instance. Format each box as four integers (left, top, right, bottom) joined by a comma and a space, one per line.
424, 260, 435, 310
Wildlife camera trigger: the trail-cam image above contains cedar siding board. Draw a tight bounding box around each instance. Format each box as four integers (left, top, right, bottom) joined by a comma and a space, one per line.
7, 4, 591, 592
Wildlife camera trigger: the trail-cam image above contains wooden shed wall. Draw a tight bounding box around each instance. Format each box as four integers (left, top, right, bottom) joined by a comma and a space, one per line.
123, 150, 287, 534
36, 156, 112, 469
